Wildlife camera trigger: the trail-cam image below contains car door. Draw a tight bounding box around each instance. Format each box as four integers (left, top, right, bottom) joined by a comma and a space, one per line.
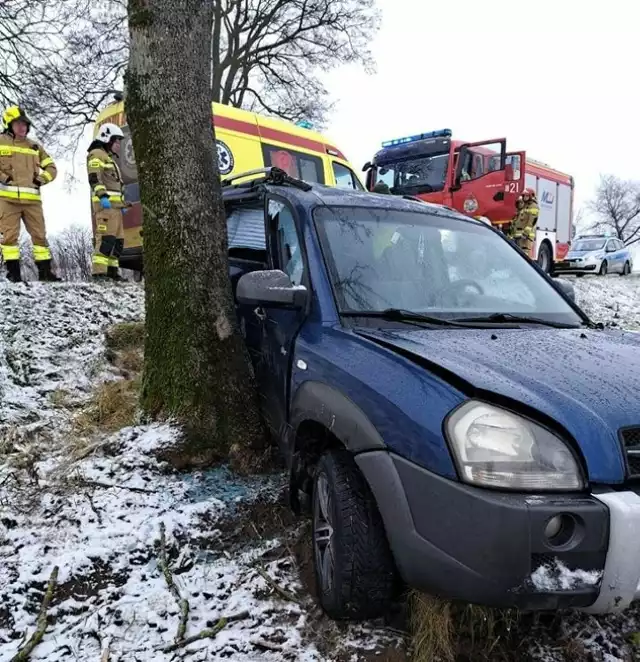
605, 239, 621, 272
252, 195, 310, 440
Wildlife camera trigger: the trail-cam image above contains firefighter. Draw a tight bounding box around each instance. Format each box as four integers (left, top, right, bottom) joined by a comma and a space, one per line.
0, 106, 60, 282
510, 189, 539, 253
87, 123, 126, 280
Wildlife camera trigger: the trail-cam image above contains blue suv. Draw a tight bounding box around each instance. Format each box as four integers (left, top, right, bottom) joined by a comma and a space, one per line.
223, 168, 640, 620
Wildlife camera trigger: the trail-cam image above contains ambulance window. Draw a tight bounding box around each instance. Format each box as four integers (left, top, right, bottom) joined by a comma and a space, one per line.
262, 145, 325, 184
333, 162, 361, 190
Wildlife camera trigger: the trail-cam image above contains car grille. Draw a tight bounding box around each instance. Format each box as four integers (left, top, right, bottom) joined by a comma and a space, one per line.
621, 428, 640, 479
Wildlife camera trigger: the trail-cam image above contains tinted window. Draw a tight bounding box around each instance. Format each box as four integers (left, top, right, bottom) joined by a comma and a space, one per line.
573, 239, 606, 252
268, 199, 304, 285
314, 206, 582, 325
227, 207, 266, 250
262, 144, 324, 184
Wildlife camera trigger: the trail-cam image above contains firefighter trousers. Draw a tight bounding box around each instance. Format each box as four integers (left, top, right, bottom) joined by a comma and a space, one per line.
93, 206, 124, 275
0, 200, 51, 263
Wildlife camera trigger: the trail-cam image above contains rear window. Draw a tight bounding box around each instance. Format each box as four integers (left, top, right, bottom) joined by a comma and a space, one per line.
262, 144, 325, 184
227, 207, 266, 250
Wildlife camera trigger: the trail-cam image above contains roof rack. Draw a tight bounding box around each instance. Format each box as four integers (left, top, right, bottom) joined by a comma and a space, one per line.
221, 167, 312, 192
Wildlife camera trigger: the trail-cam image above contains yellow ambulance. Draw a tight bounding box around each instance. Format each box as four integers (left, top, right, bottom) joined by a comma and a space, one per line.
91, 99, 363, 271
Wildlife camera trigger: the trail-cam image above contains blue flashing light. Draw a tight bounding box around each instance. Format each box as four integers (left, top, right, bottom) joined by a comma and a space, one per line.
381, 128, 452, 148
296, 119, 314, 129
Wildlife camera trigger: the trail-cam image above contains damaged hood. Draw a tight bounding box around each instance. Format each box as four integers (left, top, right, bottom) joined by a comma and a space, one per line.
359, 326, 640, 483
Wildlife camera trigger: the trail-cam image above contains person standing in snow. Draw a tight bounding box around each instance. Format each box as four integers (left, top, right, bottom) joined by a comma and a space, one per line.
510, 189, 539, 253
86, 123, 127, 280
0, 106, 60, 283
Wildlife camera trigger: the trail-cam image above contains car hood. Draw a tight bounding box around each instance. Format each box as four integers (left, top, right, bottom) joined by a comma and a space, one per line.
359, 326, 640, 483
565, 250, 600, 259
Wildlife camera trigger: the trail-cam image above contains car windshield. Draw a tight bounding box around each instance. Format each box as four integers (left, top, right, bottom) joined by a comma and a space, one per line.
572, 239, 606, 252
314, 206, 584, 326
375, 153, 449, 195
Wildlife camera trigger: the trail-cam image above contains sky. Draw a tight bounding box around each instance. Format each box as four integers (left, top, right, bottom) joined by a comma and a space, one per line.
44, 0, 639, 238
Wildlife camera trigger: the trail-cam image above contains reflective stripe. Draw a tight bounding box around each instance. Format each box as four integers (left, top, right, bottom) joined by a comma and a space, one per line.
33, 245, 51, 261
93, 184, 107, 193
1, 245, 20, 261
0, 187, 41, 201
93, 254, 110, 266
40, 157, 54, 168
0, 182, 40, 195
88, 158, 106, 168
92, 193, 123, 203
97, 224, 108, 232
41, 170, 53, 183
0, 146, 39, 156
107, 257, 119, 268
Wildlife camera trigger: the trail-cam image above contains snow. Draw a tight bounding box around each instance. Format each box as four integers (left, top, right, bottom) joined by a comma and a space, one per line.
0, 274, 639, 661
531, 560, 602, 591
0, 281, 398, 661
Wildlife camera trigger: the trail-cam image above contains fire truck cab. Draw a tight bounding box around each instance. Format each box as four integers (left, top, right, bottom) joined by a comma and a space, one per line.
363, 129, 573, 273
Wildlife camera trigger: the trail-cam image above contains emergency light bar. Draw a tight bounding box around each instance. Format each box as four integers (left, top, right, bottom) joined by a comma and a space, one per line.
381, 129, 452, 147
296, 119, 314, 129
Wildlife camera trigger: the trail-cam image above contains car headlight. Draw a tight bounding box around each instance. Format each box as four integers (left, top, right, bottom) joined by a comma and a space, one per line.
446, 401, 585, 491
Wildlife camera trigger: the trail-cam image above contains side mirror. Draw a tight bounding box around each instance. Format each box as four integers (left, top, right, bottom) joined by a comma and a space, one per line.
362, 161, 372, 172
453, 145, 469, 189
236, 269, 307, 308
555, 278, 576, 302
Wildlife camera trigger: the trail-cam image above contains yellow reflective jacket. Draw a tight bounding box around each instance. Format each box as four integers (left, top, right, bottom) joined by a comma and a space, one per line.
86, 143, 124, 208
512, 200, 539, 240
0, 133, 57, 204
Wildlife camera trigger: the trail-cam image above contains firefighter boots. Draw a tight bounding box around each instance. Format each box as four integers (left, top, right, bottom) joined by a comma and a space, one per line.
37, 259, 61, 282
5, 260, 22, 283
107, 266, 124, 281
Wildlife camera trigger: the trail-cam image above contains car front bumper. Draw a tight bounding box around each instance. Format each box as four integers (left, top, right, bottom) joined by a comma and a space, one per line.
356, 451, 640, 612
554, 259, 599, 274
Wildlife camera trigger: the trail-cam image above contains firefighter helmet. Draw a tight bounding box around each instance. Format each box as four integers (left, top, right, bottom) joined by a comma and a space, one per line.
2, 106, 31, 132
97, 123, 124, 144
523, 187, 536, 197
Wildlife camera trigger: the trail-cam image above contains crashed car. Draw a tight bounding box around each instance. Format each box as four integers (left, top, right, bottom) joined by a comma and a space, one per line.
223, 167, 640, 620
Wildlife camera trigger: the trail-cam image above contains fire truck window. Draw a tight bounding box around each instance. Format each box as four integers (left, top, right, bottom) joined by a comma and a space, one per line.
380, 155, 449, 195
262, 145, 325, 184
504, 155, 521, 180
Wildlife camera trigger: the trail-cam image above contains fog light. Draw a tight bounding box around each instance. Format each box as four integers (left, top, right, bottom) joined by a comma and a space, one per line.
544, 513, 576, 547
545, 515, 563, 539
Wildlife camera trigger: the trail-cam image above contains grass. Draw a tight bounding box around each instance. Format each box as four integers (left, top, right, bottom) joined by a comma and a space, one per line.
408, 592, 522, 662
73, 322, 145, 436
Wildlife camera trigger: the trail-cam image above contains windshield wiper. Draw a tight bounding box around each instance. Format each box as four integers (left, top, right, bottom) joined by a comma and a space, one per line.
340, 309, 474, 327
450, 313, 580, 329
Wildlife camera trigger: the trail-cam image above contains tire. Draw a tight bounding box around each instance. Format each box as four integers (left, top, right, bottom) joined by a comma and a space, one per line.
312, 449, 396, 620
599, 261, 608, 276
575, 273, 585, 278
621, 261, 631, 277
537, 242, 553, 274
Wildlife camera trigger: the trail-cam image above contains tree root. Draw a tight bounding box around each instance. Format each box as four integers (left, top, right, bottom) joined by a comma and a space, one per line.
254, 565, 301, 604
10, 566, 58, 662
159, 610, 250, 653
157, 522, 189, 642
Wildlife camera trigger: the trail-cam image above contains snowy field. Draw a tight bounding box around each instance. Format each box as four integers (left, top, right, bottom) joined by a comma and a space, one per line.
0, 275, 639, 661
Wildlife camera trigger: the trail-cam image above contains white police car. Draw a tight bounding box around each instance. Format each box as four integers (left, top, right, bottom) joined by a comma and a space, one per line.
555, 235, 633, 276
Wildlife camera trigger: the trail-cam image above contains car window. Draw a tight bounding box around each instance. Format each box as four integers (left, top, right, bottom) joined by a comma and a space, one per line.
267, 198, 304, 285
262, 144, 325, 184
333, 162, 363, 190
314, 206, 583, 326
227, 206, 266, 250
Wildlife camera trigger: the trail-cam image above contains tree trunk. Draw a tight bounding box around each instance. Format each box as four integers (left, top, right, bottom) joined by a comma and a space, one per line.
126, 0, 264, 468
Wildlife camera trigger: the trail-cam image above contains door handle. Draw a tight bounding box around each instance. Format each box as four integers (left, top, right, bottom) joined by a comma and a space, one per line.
254, 306, 266, 321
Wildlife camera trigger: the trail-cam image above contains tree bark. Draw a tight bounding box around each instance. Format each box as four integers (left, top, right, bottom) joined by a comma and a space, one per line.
125, 0, 264, 467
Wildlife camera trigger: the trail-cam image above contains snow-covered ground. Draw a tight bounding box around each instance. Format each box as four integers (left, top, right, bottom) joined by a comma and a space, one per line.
0, 282, 400, 661
0, 275, 639, 661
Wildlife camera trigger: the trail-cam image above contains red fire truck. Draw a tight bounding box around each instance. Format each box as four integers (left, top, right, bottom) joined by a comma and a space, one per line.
362, 129, 574, 273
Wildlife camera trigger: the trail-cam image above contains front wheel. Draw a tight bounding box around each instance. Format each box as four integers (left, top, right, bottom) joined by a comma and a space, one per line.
312, 450, 396, 620
621, 261, 631, 276
537, 242, 553, 274
599, 261, 608, 276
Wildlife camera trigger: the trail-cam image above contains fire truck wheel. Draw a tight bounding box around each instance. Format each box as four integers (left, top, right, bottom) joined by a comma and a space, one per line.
537, 242, 553, 274
599, 261, 608, 276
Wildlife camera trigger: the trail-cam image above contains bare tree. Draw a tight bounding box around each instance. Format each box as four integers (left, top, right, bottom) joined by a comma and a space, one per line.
210, 0, 379, 127
587, 175, 640, 246
126, 0, 265, 466
50, 225, 93, 280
